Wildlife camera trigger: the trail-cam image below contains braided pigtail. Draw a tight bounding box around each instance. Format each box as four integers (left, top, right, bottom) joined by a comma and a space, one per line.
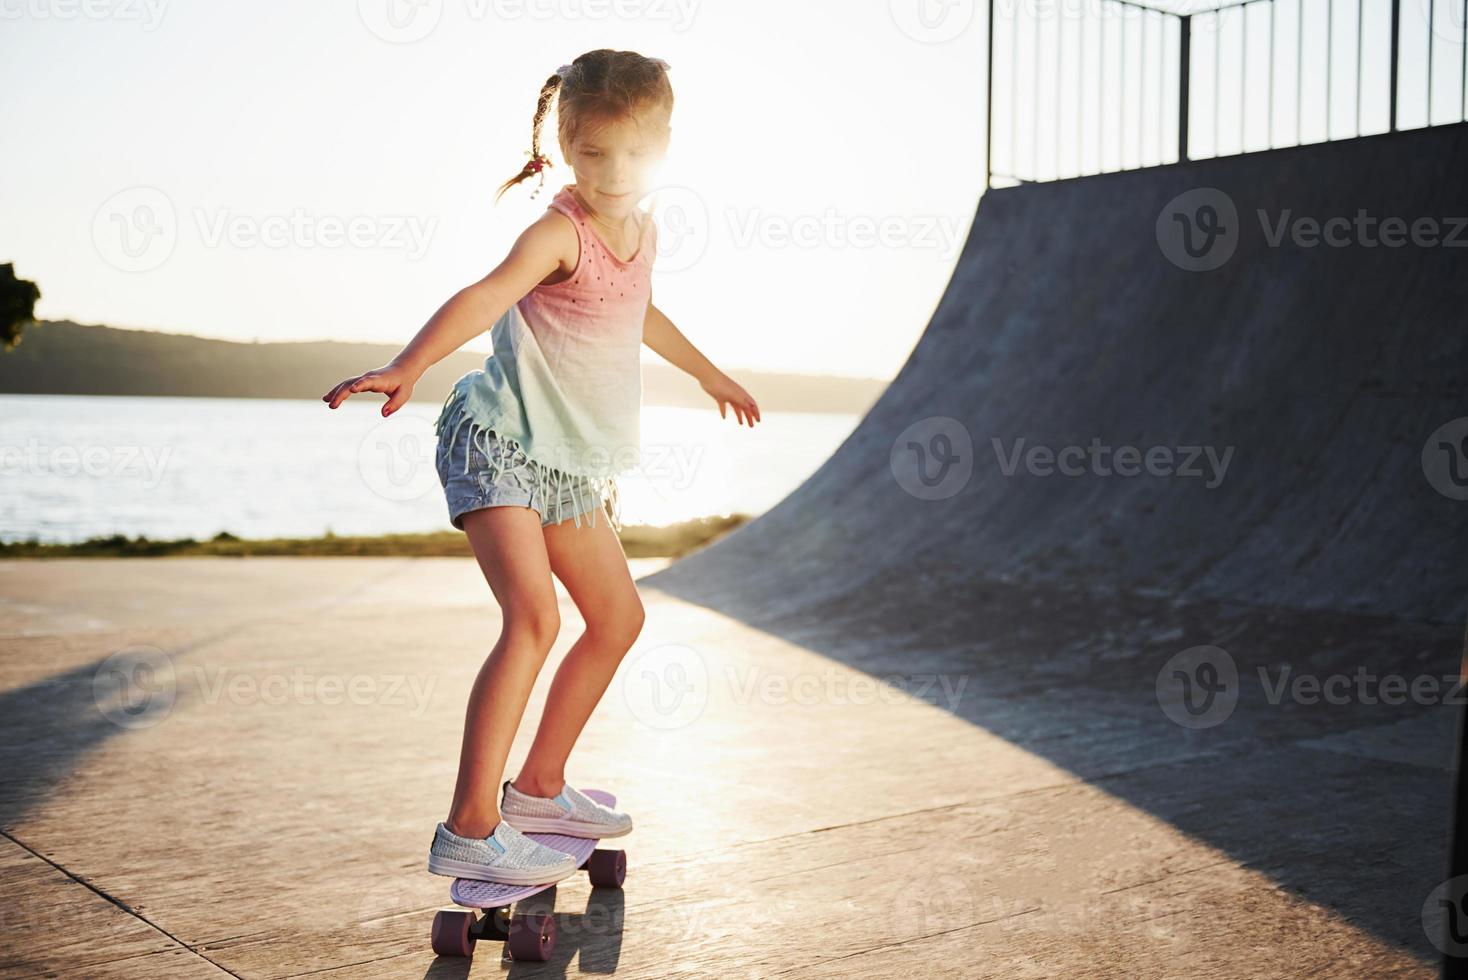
495, 72, 565, 202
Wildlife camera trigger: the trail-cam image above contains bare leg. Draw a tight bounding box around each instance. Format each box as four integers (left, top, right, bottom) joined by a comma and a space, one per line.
512, 509, 646, 797
444, 505, 561, 839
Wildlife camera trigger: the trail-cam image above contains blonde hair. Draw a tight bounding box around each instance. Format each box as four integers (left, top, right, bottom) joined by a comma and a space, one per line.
496, 48, 673, 202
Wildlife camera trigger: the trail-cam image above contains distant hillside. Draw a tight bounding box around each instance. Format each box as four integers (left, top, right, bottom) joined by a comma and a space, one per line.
0, 321, 888, 414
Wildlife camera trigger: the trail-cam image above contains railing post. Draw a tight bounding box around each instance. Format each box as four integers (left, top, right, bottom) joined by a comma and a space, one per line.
1389, 0, 1400, 131
1178, 15, 1191, 162
986, 0, 995, 189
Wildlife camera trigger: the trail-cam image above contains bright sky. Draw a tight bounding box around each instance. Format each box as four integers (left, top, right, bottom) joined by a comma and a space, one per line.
4, 0, 1460, 383
0, 0, 991, 382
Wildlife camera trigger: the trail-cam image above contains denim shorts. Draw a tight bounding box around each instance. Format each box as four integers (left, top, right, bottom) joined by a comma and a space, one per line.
434, 395, 604, 531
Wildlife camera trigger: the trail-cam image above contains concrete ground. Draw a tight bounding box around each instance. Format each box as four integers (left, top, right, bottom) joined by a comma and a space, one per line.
0, 556, 1451, 978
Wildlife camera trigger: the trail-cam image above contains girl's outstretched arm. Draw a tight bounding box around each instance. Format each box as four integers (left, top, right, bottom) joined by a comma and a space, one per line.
643, 295, 761, 427
321, 212, 575, 416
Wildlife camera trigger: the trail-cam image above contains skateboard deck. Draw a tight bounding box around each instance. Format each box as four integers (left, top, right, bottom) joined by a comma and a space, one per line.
430, 787, 627, 961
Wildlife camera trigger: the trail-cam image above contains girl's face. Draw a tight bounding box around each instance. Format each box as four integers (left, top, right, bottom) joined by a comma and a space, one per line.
562, 111, 669, 217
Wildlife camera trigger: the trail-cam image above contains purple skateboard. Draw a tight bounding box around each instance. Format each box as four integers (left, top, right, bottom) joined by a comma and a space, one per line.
430, 788, 628, 961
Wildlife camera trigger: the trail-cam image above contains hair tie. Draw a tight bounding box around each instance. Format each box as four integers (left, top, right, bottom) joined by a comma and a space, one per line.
556, 63, 574, 78
522, 153, 553, 198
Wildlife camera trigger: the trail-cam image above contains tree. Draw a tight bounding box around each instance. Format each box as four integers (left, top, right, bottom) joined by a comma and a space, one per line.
1, 264, 41, 352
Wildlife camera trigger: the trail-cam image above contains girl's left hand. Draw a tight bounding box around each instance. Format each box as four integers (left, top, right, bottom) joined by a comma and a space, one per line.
701, 373, 761, 427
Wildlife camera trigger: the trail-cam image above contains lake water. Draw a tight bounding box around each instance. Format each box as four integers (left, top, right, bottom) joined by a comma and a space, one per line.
0, 394, 863, 544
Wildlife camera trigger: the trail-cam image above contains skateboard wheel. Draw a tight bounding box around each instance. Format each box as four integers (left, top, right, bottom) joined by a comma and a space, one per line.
507, 911, 555, 961
430, 910, 477, 957
586, 848, 626, 888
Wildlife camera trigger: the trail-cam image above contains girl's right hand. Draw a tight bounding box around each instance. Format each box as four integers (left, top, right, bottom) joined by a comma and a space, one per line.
322, 361, 418, 416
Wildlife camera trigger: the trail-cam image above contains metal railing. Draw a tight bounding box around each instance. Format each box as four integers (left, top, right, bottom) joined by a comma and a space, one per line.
985, 0, 1468, 187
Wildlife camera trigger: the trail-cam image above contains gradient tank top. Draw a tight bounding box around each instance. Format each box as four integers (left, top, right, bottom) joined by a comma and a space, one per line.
433, 184, 656, 531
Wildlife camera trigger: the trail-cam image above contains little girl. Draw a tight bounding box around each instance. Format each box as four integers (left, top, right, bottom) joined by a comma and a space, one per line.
322, 48, 760, 885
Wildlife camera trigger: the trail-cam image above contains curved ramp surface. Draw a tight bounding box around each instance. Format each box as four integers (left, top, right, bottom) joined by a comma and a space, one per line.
651, 124, 1468, 623
643, 122, 1468, 972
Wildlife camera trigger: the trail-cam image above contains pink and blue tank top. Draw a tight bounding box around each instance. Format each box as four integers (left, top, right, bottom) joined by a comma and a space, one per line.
434, 184, 657, 531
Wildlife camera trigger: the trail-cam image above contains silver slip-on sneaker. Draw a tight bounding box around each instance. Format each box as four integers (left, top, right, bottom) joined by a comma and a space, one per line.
500, 780, 634, 839
427, 818, 579, 885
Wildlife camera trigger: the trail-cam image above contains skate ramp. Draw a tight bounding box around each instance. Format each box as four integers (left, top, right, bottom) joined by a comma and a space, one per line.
648, 123, 1468, 625
642, 122, 1468, 962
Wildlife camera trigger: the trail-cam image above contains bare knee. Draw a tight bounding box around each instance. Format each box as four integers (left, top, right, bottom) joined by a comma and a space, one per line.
502, 601, 561, 654
589, 597, 645, 652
